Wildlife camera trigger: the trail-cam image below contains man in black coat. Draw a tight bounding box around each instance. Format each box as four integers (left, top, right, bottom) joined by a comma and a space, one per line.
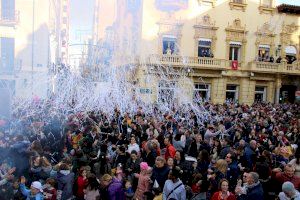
236, 172, 264, 200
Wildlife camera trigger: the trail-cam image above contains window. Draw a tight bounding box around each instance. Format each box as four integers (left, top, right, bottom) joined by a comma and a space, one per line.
258, 44, 270, 62
255, 86, 266, 102
158, 80, 176, 104
1, 0, 15, 20
232, 0, 244, 3
226, 85, 239, 102
0, 37, 15, 74
285, 46, 297, 64
229, 42, 241, 61
198, 38, 212, 57
262, 0, 272, 8
194, 84, 210, 102
162, 36, 177, 55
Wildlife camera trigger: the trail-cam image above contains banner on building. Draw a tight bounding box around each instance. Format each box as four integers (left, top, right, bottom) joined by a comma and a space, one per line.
231, 60, 238, 70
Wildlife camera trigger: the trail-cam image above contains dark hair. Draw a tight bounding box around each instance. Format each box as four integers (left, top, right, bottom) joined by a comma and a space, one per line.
199, 150, 210, 162
174, 134, 182, 141
59, 163, 69, 171
87, 174, 100, 191
46, 178, 56, 187
170, 166, 183, 179
131, 150, 138, 155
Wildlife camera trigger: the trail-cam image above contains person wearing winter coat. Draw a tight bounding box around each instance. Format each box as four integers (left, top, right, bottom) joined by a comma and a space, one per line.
101, 174, 125, 200
57, 163, 75, 200
19, 176, 44, 200
236, 172, 264, 200
75, 169, 88, 200
151, 157, 170, 190
134, 162, 152, 200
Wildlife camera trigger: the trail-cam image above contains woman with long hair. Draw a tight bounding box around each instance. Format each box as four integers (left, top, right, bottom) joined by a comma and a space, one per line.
209, 159, 228, 197
84, 174, 100, 200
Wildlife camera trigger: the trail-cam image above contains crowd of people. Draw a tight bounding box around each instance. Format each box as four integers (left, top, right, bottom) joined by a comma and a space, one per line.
0, 101, 300, 200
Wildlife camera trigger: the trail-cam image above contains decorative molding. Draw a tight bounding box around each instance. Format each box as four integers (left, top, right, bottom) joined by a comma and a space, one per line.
258, 0, 275, 15
229, 0, 247, 12
282, 23, 298, 34
194, 15, 219, 56
157, 15, 184, 54
255, 22, 276, 56
225, 19, 247, 40
225, 19, 248, 64
198, 0, 216, 7
280, 23, 299, 58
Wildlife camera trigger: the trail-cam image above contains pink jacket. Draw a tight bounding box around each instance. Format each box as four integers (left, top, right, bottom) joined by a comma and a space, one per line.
134, 172, 151, 200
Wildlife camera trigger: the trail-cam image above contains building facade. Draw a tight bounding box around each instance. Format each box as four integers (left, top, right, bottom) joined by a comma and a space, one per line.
0, 0, 69, 98
95, 0, 300, 105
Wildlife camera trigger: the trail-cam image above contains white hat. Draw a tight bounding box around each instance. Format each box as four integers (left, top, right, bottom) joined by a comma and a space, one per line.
31, 181, 43, 192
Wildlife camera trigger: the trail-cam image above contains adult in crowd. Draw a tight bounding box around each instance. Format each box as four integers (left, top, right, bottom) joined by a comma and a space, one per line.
211, 179, 236, 200
162, 166, 186, 200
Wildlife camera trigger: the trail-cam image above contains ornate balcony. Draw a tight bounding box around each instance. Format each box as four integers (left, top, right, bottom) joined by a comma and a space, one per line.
248, 61, 300, 75
147, 54, 228, 70
229, 0, 247, 11
0, 11, 20, 26
285, 61, 300, 75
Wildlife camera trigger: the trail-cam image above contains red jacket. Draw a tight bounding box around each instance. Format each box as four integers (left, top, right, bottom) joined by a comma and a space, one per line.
165, 144, 176, 160
76, 176, 88, 198
273, 172, 300, 190
211, 191, 236, 200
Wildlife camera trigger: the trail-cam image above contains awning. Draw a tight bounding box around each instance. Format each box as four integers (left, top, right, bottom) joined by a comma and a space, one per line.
199, 38, 212, 42
230, 41, 242, 46
285, 46, 297, 55
163, 35, 177, 39
259, 44, 270, 49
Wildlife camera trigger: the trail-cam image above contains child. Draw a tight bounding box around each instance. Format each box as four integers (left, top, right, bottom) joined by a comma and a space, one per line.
43, 178, 57, 200
124, 180, 134, 200
19, 176, 44, 200
134, 162, 151, 200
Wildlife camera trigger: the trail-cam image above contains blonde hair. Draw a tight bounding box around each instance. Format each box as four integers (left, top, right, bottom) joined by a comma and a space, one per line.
101, 174, 112, 182
216, 159, 228, 174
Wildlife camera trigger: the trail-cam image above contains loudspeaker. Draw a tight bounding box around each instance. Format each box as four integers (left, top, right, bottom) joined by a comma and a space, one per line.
0, 88, 11, 119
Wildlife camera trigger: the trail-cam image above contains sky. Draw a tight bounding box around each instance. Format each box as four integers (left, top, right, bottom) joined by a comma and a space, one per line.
277, 0, 300, 5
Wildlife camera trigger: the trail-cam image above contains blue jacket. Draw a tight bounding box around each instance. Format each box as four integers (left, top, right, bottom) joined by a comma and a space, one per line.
20, 183, 44, 200
238, 182, 264, 200
244, 146, 256, 170
227, 160, 240, 190
57, 170, 75, 200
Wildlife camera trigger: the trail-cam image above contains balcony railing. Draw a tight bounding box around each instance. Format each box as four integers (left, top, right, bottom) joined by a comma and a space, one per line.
0, 10, 20, 26
248, 61, 300, 75
148, 54, 228, 70
285, 61, 300, 75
